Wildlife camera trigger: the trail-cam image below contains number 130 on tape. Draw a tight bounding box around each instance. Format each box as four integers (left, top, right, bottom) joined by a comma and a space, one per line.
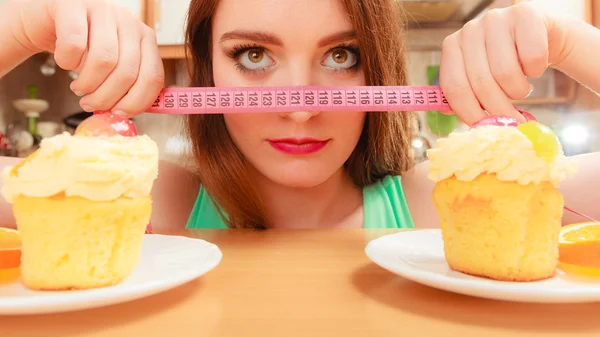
147, 85, 451, 114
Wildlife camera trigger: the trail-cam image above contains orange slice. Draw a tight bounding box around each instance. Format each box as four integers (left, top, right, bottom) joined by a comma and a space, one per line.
0, 227, 21, 283
558, 222, 600, 277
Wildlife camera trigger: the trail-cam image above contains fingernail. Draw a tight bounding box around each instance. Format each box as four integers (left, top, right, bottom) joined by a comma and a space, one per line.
113, 110, 127, 117
526, 84, 535, 97
82, 105, 93, 112
70, 81, 83, 96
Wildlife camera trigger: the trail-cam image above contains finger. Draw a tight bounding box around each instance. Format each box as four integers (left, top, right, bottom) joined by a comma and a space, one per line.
80, 10, 142, 111
52, 0, 88, 70
72, 49, 88, 75
439, 32, 485, 126
70, 2, 118, 101
112, 26, 165, 117
460, 19, 522, 121
514, 3, 549, 78
484, 10, 532, 100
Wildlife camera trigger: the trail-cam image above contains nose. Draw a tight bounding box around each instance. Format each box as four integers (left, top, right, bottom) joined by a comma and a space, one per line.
279, 59, 320, 122
282, 111, 319, 123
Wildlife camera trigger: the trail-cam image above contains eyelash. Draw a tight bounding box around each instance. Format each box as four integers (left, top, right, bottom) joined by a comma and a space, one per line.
225, 43, 361, 75
325, 42, 361, 74
226, 43, 269, 75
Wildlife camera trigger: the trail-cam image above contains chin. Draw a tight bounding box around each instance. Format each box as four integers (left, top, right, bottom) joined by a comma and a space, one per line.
258, 164, 338, 189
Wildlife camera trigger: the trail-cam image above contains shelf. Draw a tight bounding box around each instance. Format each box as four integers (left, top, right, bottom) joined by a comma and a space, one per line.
159, 45, 186, 59
512, 96, 574, 106
400, 0, 495, 29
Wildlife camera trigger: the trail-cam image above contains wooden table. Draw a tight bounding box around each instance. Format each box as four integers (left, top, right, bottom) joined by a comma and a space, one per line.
2, 229, 599, 337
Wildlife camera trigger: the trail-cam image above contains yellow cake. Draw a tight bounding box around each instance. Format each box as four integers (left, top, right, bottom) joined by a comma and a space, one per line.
427, 122, 577, 281
1, 132, 158, 290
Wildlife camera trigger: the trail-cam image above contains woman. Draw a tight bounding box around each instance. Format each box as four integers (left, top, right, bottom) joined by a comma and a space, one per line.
1, 0, 600, 229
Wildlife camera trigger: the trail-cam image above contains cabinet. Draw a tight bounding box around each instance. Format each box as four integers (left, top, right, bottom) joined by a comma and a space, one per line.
145, 0, 188, 58
151, 0, 191, 45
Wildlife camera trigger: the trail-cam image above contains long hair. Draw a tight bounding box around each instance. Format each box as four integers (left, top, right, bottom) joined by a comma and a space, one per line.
185, 0, 414, 228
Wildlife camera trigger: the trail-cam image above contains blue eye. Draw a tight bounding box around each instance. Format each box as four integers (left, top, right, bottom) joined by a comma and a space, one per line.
238, 48, 274, 70
322, 48, 358, 69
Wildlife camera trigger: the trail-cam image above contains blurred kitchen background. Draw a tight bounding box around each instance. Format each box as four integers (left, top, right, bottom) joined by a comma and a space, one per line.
0, 0, 598, 167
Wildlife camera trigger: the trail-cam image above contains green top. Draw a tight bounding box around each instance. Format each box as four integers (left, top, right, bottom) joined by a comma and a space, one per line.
186, 175, 414, 229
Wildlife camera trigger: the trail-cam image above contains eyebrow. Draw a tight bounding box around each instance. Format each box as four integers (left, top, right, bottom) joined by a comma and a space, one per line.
317, 30, 356, 47
219, 29, 357, 47
220, 30, 284, 46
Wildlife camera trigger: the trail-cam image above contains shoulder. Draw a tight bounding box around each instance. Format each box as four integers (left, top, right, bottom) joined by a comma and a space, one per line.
397, 161, 440, 228
151, 160, 201, 231
363, 175, 415, 229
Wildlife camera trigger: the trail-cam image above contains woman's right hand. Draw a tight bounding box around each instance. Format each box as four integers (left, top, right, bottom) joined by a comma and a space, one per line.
11, 0, 164, 117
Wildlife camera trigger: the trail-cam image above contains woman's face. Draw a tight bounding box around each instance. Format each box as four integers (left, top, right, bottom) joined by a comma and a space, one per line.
211, 0, 366, 188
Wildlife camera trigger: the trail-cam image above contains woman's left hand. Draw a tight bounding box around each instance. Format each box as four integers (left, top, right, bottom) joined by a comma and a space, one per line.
439, 2, 567, 126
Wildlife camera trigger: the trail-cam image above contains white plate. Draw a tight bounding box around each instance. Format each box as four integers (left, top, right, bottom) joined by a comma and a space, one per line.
0, 234, 222, 315
365, 229, 600, 303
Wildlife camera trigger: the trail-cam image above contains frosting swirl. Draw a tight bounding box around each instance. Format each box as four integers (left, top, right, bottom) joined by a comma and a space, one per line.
426, 125, 577, 186
2, 132, 159, 202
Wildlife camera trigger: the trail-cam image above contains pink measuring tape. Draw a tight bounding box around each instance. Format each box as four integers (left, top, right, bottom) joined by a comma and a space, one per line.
147, 85, 451, 114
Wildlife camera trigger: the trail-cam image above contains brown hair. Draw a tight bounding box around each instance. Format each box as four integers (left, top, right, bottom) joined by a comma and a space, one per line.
185, 0, 414, 229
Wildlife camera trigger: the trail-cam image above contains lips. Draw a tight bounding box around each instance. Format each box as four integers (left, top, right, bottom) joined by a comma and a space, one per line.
268, 138, 330, 155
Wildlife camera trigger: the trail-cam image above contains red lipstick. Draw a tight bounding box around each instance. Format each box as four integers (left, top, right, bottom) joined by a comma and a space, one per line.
268, 138, 329, 155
